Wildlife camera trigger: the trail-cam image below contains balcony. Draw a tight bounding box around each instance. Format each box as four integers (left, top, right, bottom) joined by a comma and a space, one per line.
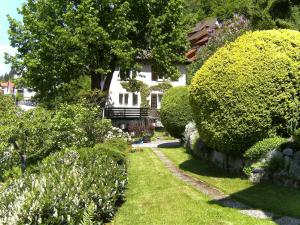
104, 107, 149, 119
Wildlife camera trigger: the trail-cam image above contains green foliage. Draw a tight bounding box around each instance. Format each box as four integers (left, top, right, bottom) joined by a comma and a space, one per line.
184, 0, 300, 30
0, 103, 113, 177
121, 80, 172, 108
7, 0, 187, 107
244, 137, 287, 161
80, 203, 95, 225
160, 86, 193, 138
0, 142, 128, 224
190, 29, 300, 154
292, 128, 300, 144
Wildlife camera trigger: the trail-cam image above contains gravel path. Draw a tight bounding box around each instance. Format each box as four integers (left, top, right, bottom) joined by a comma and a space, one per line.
138, 141, 300, 225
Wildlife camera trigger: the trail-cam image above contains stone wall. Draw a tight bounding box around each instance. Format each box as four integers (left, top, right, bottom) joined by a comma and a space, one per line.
186, 129, 244, 173
249, 148, 300, 188
185, 126, 300, 188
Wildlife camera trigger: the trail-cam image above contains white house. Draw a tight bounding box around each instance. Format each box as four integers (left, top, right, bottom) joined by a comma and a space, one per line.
0, 81, 15, 95
106, 64, 186, 110
104, 63, 186, 129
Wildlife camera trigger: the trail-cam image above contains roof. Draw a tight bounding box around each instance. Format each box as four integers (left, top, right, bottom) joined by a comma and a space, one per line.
0, 81, 14, 88
186, 18, 219, 62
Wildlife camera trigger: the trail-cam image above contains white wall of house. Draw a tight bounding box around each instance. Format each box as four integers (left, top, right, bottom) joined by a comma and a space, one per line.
107, 64, 186, 109
23, 88, 35, 100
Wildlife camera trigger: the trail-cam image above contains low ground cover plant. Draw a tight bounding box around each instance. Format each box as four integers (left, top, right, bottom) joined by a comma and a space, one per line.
0, 142, 128, 224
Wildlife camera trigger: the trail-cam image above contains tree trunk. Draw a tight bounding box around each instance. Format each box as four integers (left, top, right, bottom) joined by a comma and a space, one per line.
20, 153, 27, 173
91, 72, 113, 92
12, 141, 27, 173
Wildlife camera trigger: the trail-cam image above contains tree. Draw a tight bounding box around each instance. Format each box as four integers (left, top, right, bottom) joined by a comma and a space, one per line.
184, 0, 300, 30
7, 0, 188, 107
0, 69, 16, 82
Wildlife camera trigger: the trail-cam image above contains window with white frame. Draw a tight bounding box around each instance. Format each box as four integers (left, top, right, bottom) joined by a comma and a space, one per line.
132, 93, 138, 106
119, 93, 129, 106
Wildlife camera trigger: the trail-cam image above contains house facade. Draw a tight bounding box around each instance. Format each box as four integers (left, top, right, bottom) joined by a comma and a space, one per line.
0, 81, 15, 95
105, 63, 186, 127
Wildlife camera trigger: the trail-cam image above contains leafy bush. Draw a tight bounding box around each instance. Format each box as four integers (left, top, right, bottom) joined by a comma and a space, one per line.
244, 137, 287, 161
190, 29, 300, 155
293, 128, 300, 144
160, 86, 193, 138
0, 103, 115, 177
0, 142, 128, 224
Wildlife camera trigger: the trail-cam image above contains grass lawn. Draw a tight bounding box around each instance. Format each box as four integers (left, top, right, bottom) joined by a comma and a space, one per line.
161, 147, 300, 219
112, 149, 275, 225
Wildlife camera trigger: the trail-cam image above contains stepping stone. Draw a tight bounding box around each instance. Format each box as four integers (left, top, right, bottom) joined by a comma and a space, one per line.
240, 209, 275, 219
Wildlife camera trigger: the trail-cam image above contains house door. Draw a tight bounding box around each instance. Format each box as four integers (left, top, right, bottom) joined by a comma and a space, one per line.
151, 94, 158, 109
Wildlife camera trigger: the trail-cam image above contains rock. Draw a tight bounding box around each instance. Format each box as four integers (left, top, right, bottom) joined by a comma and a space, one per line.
227, 155, 244, 173
282, 148, 294, 157
252, 168, 265, 174
266, 149, 283, 162
272, 170, 289, 185
211, 150, 226, 169
284, 156, 291, 170
289, 153, 300, 180
295, 151, 300, 160
250, 168, 269, 183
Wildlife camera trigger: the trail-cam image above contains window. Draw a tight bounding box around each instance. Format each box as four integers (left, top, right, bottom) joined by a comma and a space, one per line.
124, 93, 129, 105
119, 94, 123, 105
158, 94, 163, 103
119, 93, 129, 106
151, 70, 158, 81
132, 93, 138, 106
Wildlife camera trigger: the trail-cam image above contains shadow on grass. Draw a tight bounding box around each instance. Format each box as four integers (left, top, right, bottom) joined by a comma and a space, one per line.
179, 156, 236, 179
175, 150, 300, 220
157, 141, 182, 149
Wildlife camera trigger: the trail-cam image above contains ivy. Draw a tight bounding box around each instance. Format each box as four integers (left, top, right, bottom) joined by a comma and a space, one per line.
121, 80, 172, 108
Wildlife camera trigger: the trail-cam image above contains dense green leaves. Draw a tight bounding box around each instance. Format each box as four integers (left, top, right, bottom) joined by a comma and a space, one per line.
160, 86, 193, 138
184, 0, 300, 30
190, 29, 300, 155
0, 142, 128, 224
0, 101, 113, 176
7, 0, 188, 107
244, 137, 287, 161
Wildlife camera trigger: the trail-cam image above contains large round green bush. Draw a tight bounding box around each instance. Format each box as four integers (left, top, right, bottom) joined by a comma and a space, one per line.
190, 29, 300, 155
160, 86, 193, 138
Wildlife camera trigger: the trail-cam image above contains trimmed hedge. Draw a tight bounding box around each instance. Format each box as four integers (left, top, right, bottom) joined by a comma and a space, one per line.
244, 137, 287, 161
160, 86, 193, 138
0, 141, 128, 224
190, 29, 300, 155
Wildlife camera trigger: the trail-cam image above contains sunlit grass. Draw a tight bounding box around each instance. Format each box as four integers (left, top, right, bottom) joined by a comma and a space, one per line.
112, 149, 275, 225
161, 147, 300, 219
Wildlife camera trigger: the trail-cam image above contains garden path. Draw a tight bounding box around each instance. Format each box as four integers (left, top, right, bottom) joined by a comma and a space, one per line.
133, 140, 300, 225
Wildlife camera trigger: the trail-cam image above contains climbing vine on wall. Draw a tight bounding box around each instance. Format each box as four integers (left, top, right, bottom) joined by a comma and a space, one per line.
121, 80, 172, 108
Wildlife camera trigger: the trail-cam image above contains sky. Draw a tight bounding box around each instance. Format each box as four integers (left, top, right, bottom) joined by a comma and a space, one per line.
0, 0, 25, 75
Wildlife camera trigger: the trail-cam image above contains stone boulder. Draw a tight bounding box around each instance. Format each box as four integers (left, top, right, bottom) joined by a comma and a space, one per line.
282, 148, 294, 157
250, 168, 269, 183
289, 151, 300, 180
266, 149, 283, 162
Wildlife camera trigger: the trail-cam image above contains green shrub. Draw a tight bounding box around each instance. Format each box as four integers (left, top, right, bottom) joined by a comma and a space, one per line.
293, 128, 300, 145
160, 86, 193, 138
190, 29, 300, 155
0, 142, 128, 224
244, 137, 287, 161
0, 103, 113, 178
